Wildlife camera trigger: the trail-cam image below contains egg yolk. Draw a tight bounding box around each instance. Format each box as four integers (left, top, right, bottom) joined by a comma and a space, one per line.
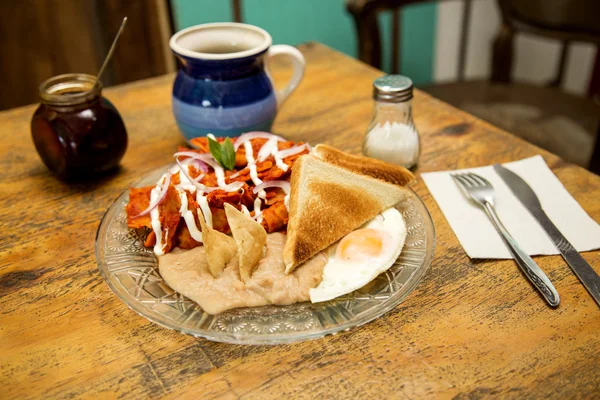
336, 229, 384, 262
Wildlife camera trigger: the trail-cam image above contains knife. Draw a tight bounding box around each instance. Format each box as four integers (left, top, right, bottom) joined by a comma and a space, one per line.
494, 163, 600, 307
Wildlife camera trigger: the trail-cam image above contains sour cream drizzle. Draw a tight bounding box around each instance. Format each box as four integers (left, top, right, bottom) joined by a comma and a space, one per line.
172, 159, 197, 191
172, 158, 214, 231
261, 139, 288, 172
253, 190, 267, 224
275, 154, 289, 172
253, 197, 263, 224
207, 134, 228, 188
213, 165, 226, 187
177, 187, 203, 242
150, 173, 169, 256
244, 141, 262, 186
196, 191, 213, 229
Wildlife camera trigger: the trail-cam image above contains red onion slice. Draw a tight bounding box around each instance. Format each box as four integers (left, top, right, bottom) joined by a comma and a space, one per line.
191, 158, 209, 173
277, 143, 310, 159
229, 168, 247, 179
133, 173, 172, 218
234, 132, 285, 151
193, 173, 205, 182
256, 138, 277, 161
176, 158, 244, 193
221, 181, 245, 192
252, 180, 290, 195
174, 151, 221, 170
175, 158, 218, 193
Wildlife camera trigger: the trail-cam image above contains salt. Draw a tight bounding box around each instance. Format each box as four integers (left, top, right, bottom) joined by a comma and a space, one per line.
364, 121, 420, 167
362, 75, 421, 169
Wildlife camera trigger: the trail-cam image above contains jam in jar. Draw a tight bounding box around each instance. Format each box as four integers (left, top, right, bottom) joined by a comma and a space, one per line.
31, 73, 128, 181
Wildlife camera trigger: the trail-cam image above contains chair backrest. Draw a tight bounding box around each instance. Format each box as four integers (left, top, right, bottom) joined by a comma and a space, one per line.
347, 0, 600, 86
346, 0, 473, 79
232, 0, 243, 22
492, 0, 600, 85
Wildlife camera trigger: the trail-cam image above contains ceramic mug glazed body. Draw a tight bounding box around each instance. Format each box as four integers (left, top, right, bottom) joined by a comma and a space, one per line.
169, 23, 305, 142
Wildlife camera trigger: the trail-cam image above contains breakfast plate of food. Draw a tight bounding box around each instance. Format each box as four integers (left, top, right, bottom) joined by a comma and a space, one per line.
95, 132, 435, 344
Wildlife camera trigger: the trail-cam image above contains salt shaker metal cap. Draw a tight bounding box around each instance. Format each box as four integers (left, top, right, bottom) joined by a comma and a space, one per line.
373, 75, 413, 103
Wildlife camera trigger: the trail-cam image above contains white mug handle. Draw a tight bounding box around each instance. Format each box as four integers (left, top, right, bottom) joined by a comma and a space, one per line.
266, 45, 305, 107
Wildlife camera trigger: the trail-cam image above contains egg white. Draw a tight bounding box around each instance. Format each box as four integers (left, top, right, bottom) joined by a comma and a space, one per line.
310, 207, 407, 303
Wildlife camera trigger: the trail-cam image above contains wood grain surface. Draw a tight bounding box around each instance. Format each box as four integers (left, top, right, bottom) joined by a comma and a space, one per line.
1, 42, 599, 399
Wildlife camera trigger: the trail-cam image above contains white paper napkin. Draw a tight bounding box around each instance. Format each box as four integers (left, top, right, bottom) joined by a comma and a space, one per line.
421, 155, 600, 259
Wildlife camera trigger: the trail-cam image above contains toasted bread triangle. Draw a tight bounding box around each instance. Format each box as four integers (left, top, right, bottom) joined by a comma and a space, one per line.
312, 144, 415, 186
283, 155, 410, 273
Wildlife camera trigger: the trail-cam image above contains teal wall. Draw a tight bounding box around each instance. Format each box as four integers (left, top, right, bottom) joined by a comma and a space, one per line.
379, 4, 436, 85
171, 0, 436, 85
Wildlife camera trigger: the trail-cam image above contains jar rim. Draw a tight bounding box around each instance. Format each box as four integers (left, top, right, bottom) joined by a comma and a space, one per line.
39, 73, 102, 106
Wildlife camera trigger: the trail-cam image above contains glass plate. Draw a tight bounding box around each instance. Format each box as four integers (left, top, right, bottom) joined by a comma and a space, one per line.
95, 166, 436, 345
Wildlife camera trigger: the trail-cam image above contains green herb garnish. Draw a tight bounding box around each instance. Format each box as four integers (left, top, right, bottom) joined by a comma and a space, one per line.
208, 137, 236, 170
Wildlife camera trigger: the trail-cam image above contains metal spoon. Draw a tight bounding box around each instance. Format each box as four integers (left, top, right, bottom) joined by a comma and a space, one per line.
94, 17, 128, 90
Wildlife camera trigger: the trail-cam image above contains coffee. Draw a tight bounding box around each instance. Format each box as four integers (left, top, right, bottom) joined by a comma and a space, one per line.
193, 43, 253, 54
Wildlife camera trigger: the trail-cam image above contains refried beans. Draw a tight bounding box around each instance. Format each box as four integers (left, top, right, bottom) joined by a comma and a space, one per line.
158, 233, 327, 314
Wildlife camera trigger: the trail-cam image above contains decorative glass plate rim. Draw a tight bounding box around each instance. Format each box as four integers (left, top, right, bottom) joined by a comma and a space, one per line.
95, 165, 436, 345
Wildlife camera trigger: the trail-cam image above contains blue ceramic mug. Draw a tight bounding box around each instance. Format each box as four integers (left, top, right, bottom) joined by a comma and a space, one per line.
169, 23, 305, 142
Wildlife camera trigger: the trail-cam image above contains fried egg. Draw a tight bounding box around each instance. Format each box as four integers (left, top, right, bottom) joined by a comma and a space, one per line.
309, 207, 406, 303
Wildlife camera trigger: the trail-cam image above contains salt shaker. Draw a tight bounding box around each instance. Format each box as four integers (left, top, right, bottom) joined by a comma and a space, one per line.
362, 75, 420, 169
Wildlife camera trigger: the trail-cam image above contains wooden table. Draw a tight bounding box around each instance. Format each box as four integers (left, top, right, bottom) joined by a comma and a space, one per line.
2, 43, 599, 399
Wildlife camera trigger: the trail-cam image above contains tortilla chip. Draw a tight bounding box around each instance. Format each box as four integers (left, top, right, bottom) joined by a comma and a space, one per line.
198, 209, 237, 278
224, 203, 267, 282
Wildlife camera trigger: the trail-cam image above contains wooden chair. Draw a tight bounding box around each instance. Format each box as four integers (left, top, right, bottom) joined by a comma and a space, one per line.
232, 0, 244, 22
346, 0, 600, 173
0, 0, 176, 111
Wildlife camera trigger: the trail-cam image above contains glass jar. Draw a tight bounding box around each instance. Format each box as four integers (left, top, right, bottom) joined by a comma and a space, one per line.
31, 73, 128, 181
362, 75, 421, 169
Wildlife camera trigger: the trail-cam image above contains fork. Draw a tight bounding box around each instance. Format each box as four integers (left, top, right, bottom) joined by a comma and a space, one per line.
451, 172, 560, 307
